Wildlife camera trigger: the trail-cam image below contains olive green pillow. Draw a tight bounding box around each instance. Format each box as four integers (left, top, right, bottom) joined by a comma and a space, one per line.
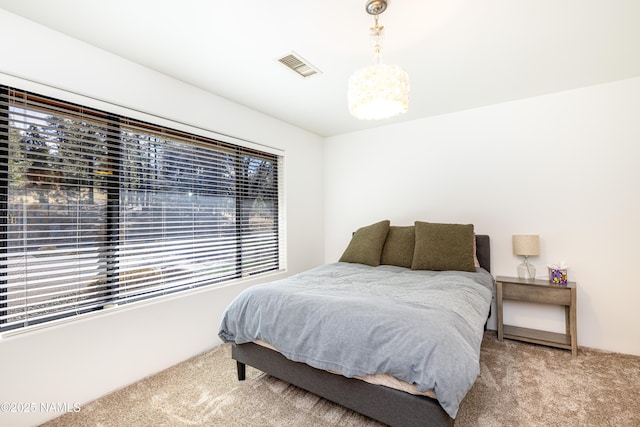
339, 220, 390, 266
380, 226, 415, 268
411, 222, 476, 272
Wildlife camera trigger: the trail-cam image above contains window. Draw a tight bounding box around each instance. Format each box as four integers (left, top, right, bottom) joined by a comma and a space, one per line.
0, 86, 282, 333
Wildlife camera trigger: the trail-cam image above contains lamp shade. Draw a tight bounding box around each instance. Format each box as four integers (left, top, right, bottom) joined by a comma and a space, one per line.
348, 63, 409, 120
512, 235, 540, 256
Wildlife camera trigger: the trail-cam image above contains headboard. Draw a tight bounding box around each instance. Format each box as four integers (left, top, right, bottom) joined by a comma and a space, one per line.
475, 235, 491, 273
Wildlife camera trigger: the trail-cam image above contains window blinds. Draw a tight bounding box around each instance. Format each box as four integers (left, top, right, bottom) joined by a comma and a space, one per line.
0, 86, 281, 332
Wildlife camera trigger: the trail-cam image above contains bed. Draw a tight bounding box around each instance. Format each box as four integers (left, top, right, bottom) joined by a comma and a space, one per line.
219, 221, 493, 427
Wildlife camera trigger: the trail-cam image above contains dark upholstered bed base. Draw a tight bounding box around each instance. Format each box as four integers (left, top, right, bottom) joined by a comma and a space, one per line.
231, 235, 491, 427
233, 343, 453, 427
474, 235, 490, 275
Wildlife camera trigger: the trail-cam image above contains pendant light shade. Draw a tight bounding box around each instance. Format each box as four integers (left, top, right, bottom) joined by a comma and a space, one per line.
348, 63, 409, 120
348, 0, 409, 120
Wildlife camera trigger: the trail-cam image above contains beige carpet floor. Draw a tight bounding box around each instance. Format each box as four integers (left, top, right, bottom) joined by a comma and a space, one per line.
42, 332, 640, 426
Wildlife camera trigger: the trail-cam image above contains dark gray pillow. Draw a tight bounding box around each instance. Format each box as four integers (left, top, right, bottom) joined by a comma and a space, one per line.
339, 220, 390, 266
380, 225, 415, 268
411, 221, 476, 272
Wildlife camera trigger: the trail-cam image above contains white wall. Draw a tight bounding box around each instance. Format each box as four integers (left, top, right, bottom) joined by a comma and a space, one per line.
325, 76, 640, 357
0, 10, 324, 427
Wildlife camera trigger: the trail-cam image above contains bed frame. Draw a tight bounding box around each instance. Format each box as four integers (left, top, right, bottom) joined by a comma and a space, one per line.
232, 235, 491, 427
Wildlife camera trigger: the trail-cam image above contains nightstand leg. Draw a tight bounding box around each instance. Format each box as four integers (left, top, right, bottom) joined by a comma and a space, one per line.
497, 281, 503, 341
570, 288, 577, 356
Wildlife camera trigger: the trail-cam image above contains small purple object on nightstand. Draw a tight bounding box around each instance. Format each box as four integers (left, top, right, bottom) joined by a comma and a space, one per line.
548, 266, 568, 285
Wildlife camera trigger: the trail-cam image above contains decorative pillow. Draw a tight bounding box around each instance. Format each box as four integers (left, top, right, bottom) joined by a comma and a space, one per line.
380, 226, 415, 268
339, 220, 391, 266
473, 237, 480, 268
411, 222, 476, 272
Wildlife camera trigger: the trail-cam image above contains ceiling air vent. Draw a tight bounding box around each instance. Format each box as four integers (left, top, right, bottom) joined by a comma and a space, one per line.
277, 52, 321, 78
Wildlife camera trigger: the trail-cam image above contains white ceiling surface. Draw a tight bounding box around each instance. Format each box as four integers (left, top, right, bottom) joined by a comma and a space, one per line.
1, 1, 639, 137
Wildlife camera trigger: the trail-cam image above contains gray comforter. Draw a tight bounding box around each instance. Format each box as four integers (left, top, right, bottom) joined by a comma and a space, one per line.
218, 262, 493, 418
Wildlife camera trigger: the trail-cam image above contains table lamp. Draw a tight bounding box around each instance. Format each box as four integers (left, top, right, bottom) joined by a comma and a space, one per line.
512, 235, 540, 279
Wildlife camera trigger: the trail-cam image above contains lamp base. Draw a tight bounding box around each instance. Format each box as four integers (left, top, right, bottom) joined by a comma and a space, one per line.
517, 259, 536, 279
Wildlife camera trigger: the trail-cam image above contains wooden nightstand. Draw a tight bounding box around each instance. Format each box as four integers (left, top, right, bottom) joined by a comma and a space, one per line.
496, 275, 577, 356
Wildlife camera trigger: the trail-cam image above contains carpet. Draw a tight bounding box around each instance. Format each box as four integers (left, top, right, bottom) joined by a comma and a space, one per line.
41, 332, 640, 426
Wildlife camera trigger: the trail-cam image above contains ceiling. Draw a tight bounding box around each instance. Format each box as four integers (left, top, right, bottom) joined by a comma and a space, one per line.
1, 0, 639, 137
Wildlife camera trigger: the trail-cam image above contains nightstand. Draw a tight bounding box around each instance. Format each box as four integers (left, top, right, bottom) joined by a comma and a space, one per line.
496, 275, 577, 356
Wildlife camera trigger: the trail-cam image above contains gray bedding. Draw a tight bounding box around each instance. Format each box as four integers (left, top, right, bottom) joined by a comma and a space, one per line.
218, 262, 494, 418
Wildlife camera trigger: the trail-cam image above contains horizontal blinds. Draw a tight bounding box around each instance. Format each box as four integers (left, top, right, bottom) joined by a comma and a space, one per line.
0, 86, 280, 332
